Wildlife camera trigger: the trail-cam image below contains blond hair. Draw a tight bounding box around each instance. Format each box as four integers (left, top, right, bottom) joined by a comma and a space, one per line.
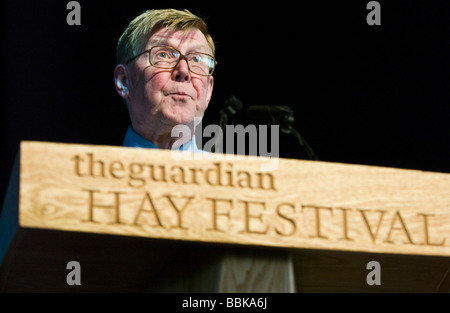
116, 9, 215, 65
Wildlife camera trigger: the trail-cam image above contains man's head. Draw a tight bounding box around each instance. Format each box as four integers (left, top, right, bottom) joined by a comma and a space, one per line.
114, 9, 215, 148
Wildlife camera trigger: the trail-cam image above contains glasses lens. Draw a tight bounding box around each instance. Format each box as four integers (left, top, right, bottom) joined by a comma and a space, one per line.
150, 46, 215, 76
187, 53, 215, 75
150, 47, 180, 69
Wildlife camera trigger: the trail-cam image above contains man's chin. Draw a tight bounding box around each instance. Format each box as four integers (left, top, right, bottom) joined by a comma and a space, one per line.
162, 108, 202, 127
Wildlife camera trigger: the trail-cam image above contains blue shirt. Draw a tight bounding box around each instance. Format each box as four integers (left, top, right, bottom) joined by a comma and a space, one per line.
122, 125, 205, 153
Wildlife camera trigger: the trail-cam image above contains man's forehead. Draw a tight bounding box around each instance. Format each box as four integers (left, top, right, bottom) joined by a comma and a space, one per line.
146, 27, 209, 52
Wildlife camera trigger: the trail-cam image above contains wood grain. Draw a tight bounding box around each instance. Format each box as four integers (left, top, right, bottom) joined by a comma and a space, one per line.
19, 141, 450, 257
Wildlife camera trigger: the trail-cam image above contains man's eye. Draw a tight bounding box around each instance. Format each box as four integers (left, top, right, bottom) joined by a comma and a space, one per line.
158, 52, 168, 58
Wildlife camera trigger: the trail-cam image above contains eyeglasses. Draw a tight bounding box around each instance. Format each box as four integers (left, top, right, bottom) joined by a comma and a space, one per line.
126, 46, 217, 76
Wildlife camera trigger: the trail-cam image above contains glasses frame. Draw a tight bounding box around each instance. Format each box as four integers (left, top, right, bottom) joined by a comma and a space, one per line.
125, 45, 217, 76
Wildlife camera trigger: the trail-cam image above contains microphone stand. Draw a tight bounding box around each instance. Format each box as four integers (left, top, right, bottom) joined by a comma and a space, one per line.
211, 112, 226, 153
212, 95, 243, 153
275, 111, 320, 161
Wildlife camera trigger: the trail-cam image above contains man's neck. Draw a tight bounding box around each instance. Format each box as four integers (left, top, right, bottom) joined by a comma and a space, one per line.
131, 122, 193, 150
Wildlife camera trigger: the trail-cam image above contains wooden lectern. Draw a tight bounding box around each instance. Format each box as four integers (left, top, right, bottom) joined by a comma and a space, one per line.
1, 141, 449, 292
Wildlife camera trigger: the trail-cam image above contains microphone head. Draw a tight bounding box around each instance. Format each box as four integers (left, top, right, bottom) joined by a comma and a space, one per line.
224, 95, 243, 115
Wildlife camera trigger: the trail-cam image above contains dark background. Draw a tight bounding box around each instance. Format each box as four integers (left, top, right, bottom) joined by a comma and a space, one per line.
1, 0, 449, 208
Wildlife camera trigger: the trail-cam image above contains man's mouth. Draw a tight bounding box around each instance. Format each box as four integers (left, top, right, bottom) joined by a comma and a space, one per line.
165, 91, 193, 101
166, 91, 193, 102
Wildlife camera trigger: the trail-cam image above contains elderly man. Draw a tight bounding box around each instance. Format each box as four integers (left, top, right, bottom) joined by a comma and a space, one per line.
114, 9, 216, 152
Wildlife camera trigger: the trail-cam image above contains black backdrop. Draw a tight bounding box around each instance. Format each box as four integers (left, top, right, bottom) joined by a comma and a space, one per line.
1, 0, 449, 207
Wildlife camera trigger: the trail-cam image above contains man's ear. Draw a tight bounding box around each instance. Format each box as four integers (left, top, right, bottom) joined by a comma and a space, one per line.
114, 65, 130, 99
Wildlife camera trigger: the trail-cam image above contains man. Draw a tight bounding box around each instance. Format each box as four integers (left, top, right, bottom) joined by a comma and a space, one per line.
114, 9, 216, 152
0, 8, 217, 287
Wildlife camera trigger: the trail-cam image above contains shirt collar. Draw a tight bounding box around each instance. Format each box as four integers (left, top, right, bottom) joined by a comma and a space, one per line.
122, 125, 204, 153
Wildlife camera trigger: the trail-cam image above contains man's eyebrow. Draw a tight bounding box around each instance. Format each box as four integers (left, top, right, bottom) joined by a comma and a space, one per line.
185, 46, 210, 55
147, 39, 209, 54
147, 37, 169, 46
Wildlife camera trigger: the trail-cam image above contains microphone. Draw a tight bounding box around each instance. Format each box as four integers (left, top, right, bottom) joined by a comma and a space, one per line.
219, 95, 243, 130
222, 95, 244, 117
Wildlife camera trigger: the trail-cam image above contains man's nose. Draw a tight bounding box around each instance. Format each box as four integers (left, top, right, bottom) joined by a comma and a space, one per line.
172, 58, 191, 82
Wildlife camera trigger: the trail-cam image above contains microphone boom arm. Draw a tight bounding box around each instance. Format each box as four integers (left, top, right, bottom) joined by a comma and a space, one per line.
289, 127, 319, 161
247, 105, 319, 161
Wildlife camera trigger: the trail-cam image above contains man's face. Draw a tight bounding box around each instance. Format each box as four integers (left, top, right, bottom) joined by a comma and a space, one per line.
119, 27, 214, 135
